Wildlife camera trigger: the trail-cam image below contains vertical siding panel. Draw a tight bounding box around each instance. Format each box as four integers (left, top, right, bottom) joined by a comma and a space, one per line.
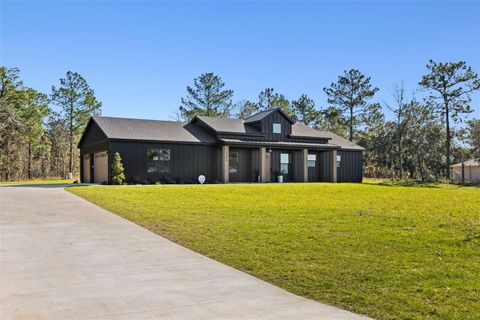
337, 150, 362, 182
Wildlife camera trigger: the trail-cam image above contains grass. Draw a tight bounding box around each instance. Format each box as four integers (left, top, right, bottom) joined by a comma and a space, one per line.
0, 178, 74, 185
68, 181, 480, 320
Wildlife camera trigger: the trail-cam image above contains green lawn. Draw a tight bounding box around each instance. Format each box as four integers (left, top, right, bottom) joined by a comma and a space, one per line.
0, 179, 74, 185
68, 181, 480, 320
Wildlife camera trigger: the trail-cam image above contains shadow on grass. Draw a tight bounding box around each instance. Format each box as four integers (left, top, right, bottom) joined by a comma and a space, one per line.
363, 180, 480, 188
0, 183, 96, 189
362, 181, 441, 188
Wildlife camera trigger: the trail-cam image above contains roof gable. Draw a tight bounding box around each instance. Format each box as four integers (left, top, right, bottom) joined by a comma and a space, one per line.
244, 108, 294, 124
192, 116, 263, 136
78, 117, 109, 148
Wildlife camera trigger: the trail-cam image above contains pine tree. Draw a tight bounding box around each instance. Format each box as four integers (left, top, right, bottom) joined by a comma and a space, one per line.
324, 69, 379, 141
51, 71, 102, 177
179, 73, 233, 120
291, 94, 319, 126
419, 60, 480, 179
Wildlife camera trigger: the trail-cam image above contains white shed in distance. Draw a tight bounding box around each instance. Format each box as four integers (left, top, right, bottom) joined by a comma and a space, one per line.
451, 158, 480, 183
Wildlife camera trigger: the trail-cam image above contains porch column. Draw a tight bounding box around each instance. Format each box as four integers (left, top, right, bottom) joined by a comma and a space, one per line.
331, 149, 338, 183
259, 147, 267, 182
302, 149, 308, 182
222, 145, 229, 183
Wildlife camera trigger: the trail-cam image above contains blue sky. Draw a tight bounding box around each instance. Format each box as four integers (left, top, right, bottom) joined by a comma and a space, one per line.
1, 1, 479, 123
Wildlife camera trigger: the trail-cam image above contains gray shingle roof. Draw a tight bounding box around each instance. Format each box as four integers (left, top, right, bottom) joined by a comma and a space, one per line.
451, 158, 480, 167
243, 109, 276, 123
311, 130, 365, 151
92, 116, 217, 144
195, 116, 262, 135
244, 108, 294, 124
90, 114, 364, 151
290, 123, 330, 139
289, 124, 364, 151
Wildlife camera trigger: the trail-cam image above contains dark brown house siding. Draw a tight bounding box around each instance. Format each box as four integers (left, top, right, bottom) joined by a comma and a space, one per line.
78, 121, 109, 155
78, 120, 110, 183
78, 112, 364, 184
259, 111, 292, 141
110, 141, 220, 184
269, 149, 303, 182
337, 150, 363, 182
229, 147, 260, 182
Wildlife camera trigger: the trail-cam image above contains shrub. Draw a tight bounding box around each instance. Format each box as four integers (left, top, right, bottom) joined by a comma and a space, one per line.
111, 152, 126, 185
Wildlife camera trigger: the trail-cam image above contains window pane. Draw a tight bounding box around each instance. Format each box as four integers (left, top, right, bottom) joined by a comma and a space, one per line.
147, 162, 158, 172
159, 149, 170, 161
147, 148, 170, 173
159, 161, 170, 173
280, 153, 289, 164
307, 154, 316, 161
229, 152, 239, 174
147, 149, 159, 161
308, 160, 316, 167
273, 123, 281, 134
280, 163, 289, 174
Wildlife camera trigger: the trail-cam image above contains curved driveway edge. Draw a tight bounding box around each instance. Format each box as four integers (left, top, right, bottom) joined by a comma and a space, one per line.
0, 185, 372, 320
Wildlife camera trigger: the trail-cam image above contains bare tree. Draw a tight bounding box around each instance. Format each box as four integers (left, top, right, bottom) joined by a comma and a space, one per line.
385, 82, 410, 179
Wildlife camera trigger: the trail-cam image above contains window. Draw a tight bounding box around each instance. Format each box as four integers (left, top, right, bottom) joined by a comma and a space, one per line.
308, 154, 316, 168
336, 154, 341, 168
229, 152, 239, 174
147, 148, 170, 173
280, 153, 289, 174
272, 123, 281, 134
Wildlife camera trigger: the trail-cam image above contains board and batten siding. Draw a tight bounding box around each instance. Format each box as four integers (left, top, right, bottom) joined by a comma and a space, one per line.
259, 111, 292, 141
79, 120, 110, 183
79, 120, 109, 155
269, 149, 303, 182
307, 151, 321, 182
110, 141, 220, 184
228, 147, 260, 182
337, 150, 363, 182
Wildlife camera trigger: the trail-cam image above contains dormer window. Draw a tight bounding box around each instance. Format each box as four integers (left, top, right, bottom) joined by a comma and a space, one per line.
272, 123, 281, 134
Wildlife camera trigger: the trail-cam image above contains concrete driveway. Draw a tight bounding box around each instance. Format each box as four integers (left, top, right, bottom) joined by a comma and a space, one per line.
0, 184, 371, 320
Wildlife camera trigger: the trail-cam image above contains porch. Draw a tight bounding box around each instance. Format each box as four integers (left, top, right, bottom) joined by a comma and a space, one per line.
220, 144, 339, 183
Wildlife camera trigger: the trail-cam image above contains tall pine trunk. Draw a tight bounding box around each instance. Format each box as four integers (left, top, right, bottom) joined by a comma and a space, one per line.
398, 137, 403, 179
28, 141, 32, 180
349, 106, 353, 141
445, 101, 451, 179
69, 102, 74, 175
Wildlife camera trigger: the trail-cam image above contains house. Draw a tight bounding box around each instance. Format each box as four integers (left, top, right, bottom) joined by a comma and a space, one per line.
78, 108, 364, 184
451, 159, 480, 183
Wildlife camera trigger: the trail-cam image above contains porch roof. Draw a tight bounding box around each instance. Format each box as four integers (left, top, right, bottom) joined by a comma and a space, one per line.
219, 138, 339, 149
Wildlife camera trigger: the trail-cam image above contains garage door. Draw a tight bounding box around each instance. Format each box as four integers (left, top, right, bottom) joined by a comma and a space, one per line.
83, 155, 91, 183
94, 151, 108, 184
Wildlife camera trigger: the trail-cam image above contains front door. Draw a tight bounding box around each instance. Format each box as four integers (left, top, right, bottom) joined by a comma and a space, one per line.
279, 152, 291, 182
308, 151, 321, 182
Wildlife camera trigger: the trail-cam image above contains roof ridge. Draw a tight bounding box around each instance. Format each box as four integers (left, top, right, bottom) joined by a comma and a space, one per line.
94, 115, 185, 124
197, 115, 243, 121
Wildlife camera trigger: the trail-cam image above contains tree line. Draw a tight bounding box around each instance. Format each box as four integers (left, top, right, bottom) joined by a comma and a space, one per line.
1, 60, 479, 182
179, 61, 479, 181
0, 68, 101, 181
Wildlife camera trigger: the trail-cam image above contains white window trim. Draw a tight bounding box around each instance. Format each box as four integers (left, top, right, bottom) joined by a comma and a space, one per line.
273, 123, 282, 134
